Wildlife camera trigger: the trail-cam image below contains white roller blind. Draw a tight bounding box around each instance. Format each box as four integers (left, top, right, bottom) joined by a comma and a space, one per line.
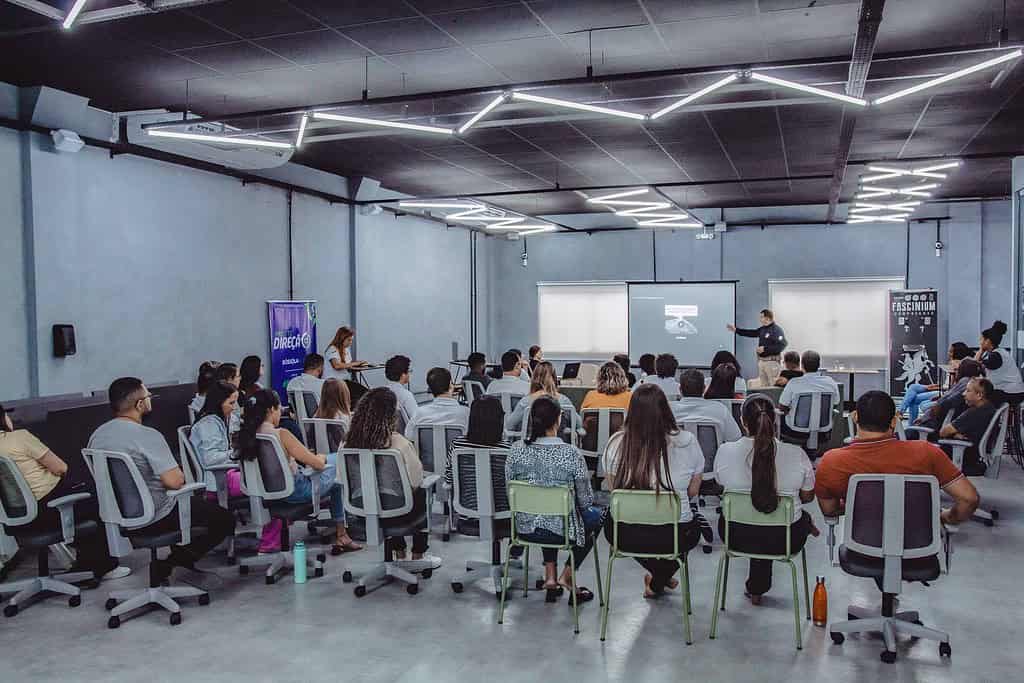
768, 278, 903, 368
538, 282, 628, 357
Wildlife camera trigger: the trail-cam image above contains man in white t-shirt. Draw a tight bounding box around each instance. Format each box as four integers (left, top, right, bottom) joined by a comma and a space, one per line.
383, 355, 419, 429
778, 350, 840, 444
405, 367, 470, 440
671, 369, 742, 442
486, 350, 531, 396
646, 353, 681, 399
286, 353, 326, 396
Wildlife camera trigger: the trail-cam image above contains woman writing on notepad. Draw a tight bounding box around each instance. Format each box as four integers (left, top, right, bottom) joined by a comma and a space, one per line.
324, 326, 369, 404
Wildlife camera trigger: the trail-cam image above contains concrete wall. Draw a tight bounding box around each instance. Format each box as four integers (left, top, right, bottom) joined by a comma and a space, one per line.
0, 127, 29, 399
490, 202, 1013, 384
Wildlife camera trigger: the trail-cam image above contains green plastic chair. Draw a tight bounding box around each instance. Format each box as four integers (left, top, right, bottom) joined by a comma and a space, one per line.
497, 481, 604, 635
709, 492, 810, 650
600, 490, 693, 644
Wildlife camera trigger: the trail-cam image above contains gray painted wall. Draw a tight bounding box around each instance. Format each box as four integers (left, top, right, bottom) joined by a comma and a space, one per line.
490, 202, 1012, 388
0, 128, 29, 399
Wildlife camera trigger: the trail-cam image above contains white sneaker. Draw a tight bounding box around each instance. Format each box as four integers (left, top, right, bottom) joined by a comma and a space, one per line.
102, 566, 132, 581
403, 555, 443, 573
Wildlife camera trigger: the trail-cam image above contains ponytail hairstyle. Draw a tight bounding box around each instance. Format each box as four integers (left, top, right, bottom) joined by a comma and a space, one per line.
982, 320, 1008, 348
195, 361, 217, 396
611, 384, 676, 495
345, 387, 397, 450
704, 362, 738, 399
525, 395, 561, 445
740, 395, 779, 514
529, 361, 559, 397
239, 355, 263, 396
198, 380, 239, 429
236, 389, 280, 462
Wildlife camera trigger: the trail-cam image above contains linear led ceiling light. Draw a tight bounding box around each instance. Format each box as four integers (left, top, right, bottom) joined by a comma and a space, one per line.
457, 94, 507, 135
295, 114, 309, 148
861, 160, 961, 183
650, 73, 739, 120
146, 129, 293, 149
62, 0, 89, 29
517, 226, 559, 235
486, 223, 552, 231
850, 201, 921, 212
587, 188, 651, 202
312, 112, 454, 135
637, 219, 703, 228
873, 49, 1023, 105
398, 201, 479, 209
847, 214, 909, 224
614, 204, 673, 215
511, 91, 647, 121
749, 72, 867, 106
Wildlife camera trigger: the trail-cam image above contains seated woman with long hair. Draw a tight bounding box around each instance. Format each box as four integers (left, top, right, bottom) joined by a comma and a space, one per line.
190, 380, 282, 553
504, 362, 580, 435
713, 395, 816, 605
344, 387, 442, 570
445, 395, 512, 523
311, 378, 352, 451
601, 384, 704, 597
235, 389, 362, 555
710, 350, 747, 396
505, 396, 603, 604
704, 362, 742, 400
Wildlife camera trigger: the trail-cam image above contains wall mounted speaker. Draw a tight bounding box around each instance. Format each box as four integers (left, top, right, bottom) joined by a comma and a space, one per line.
52, 324, 76, 357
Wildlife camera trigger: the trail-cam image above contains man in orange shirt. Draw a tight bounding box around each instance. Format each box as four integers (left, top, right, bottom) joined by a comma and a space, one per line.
816, 391, 979, 526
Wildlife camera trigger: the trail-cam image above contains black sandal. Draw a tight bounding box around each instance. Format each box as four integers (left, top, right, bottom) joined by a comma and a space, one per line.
566, 586, 595, 606
543, 582, 562, 602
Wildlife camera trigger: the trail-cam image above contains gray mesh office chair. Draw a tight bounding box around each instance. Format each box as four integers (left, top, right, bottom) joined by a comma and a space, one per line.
81, 448, 209, 628
580, 408, 626, 476
513, 398, 582, 446
463, 380, 486, 406
781, 391, 835, 456
449, 447, 521, 597
301, 417, 347, 455
412, 424, 462, 541
396, 404, 412, 436
497, 393, 524, 422
715, 399, 745, 433
287, 390, 320, 446
236, 434, 327, 584
338, 448, 430, 596
679, 417, 725, 554
0, 455, 95, 617
936, 402, 1008, 526
829, 474, 950, 664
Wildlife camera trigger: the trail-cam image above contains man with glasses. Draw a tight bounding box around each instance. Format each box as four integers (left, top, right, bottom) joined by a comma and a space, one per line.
87, 377, 235, 584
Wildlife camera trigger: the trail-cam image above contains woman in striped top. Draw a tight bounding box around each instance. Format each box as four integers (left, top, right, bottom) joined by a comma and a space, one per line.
446, 396, 512, 520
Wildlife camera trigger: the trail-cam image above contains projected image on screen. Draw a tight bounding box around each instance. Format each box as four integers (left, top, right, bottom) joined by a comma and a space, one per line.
629, 283, 735, 367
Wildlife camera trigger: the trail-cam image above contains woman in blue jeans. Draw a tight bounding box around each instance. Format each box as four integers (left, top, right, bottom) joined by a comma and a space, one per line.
506, 396, 604, 605
900, 342, 972, 422
237, 389, 362, 555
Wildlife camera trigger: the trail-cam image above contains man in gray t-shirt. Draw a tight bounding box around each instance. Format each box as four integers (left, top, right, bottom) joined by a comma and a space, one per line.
88, 378, 235, 577
88, 415, 179, 526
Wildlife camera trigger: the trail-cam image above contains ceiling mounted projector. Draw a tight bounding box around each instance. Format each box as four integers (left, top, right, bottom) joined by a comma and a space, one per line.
51, 129, 84, 153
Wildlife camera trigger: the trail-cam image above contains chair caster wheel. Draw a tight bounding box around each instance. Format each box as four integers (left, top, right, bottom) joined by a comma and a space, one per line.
830, 632, 844, 645
984, 518, 994, 527
170, 612, 182, 626
198, 594, 211, 606
239, 566, 249, 576
107, 616, 120, 629
990, 510, 999, 520
4, 604, 18, 618
265, 575, 276, 585
442, 534, 450, 542
495, 591, 503, 600
451, 582, 463, 593
880, 650, 897, 664
407, 584, 419, 595
105, 598, 118, 610
702, 545, 712, 554
939, 642, 951, 657
69, 595, 81, 608
342, 571, 353, 583
421, 569, 432, 579
354, 585, 367, 598
314, 568, 324, 578
316, 553, 326, 563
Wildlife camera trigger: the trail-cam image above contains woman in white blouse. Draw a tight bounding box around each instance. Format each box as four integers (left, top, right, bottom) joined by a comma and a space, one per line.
713, 394, 817, 605
323, 326, 368, 381
601, 384, 704, 598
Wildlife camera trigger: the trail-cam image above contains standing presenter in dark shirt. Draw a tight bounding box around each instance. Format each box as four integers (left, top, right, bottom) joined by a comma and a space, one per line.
727, 308, 788, 388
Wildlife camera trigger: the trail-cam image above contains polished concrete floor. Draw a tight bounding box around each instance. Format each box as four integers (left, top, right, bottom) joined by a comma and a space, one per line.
1, 466, 1020, 683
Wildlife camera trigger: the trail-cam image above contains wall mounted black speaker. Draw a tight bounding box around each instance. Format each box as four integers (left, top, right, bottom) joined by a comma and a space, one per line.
52, 324, 76, 357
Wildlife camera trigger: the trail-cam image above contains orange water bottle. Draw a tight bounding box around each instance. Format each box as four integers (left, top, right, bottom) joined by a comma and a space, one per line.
812, 576, 828, 627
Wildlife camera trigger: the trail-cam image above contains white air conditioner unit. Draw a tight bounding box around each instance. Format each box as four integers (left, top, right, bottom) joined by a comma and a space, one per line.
124, 114, 292, 170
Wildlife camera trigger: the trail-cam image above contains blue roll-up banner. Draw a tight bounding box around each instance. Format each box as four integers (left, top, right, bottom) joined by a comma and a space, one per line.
267, 300, 317, 406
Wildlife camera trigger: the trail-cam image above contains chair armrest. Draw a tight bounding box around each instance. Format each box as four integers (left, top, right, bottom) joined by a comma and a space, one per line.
842, 436, 853, 445
204, 463, 238, 471
937, 439, 972, 448
937, 439, 970, 468
204, 463, 238, 509
299, 466, 321, 516
47, 493, 91, 543
422, 473, 442, 490
168, 483, 207, 546
904, 425, 933, 436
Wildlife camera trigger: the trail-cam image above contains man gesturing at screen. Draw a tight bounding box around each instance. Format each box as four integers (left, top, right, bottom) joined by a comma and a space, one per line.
727, 309, 788, 388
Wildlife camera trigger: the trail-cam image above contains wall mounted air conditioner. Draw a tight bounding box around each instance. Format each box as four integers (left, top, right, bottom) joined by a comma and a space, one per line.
123, 113, 292, 170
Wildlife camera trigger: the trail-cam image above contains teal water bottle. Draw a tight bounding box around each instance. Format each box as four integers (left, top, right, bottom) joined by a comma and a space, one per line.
293, 541, 307, 584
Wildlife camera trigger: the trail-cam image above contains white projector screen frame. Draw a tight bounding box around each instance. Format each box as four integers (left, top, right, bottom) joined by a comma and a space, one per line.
626, 281, 737, 368
768, 277, 904, 369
